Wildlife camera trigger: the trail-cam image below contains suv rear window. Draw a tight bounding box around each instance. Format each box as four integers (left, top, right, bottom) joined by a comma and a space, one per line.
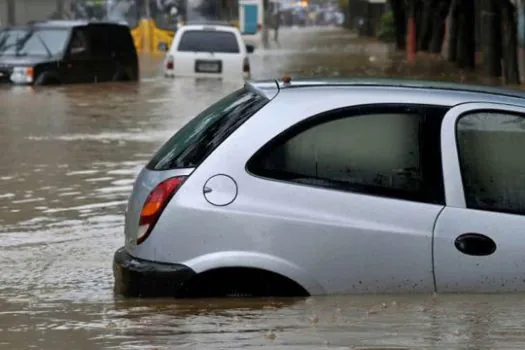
146, 87, 269, 170
177, 30, 240, 53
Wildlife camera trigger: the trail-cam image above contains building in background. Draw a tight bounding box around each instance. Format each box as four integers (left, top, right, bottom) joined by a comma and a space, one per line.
0, 0, 64, 25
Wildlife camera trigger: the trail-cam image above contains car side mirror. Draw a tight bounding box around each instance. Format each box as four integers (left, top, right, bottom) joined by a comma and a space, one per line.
246, 44, 255, 54
158, 42, 169, 52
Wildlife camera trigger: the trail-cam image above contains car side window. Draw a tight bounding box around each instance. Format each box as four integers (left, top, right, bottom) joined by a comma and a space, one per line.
457, 111, 525, 215
88, 27, 112, 59
68, 29, 89, 59
247, 106, 446, 204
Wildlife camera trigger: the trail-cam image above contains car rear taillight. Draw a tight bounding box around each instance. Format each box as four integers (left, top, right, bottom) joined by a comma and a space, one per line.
137, 176, 186, 244
243, 57, 250, 73
166, 56, 174, 70
257, 23, 262, 32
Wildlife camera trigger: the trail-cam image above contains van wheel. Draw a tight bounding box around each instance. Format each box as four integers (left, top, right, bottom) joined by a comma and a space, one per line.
34, 72, 61, 86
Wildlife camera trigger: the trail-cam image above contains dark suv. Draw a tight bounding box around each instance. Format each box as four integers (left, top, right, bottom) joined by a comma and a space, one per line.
0, 20, 139, 86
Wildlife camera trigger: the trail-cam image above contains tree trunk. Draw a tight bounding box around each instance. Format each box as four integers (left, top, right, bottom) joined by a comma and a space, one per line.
414, 0, 424, 48
417, 0, 435, 52
456, 0, 475, 69
429, 0, 451, 53
406, 0, 417, 63
389, 0, 406, 50
518, 0, 525, 82
501, 0, 520, 84
447, 0, 459, 62
481, 0, 502, 77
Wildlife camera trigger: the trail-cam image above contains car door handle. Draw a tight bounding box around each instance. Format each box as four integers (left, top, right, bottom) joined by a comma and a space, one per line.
454, 233, 497, 256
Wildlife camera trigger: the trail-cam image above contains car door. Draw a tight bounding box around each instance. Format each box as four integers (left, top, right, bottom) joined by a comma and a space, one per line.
241, 104, 447, 294
434, 102, 525, 292
89, 25, 117, 82
62, 27, 94, 83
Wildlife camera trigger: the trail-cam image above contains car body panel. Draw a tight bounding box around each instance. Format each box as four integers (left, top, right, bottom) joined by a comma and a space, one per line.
182, 251, 326, 295
123, 81, 525, 295
435, 102, 525, 293
124, 167, 194, 251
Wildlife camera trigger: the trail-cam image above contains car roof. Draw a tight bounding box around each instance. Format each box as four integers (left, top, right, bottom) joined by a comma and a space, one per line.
179, 23, 240, 33
247, 77, 525, 105
18, 20, 128, 29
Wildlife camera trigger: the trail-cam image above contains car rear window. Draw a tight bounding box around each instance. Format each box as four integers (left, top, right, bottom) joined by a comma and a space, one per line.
177, 30, 240, 53
146, 87, 269, 171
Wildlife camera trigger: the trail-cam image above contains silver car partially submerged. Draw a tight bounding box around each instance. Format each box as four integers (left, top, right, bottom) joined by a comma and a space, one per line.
114, 77, 525, 297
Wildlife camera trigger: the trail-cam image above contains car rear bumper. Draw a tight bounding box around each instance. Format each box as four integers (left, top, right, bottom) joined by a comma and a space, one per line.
164, 71, 249, 82
113, 247, 196, 298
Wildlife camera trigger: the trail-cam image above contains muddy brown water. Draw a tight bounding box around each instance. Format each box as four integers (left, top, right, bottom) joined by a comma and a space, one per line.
1, 27, 525, 349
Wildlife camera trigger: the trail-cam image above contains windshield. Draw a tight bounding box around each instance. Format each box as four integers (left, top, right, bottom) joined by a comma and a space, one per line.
0, 28, 70, 57
178, 30, 240, 53
147, 87, 269, 170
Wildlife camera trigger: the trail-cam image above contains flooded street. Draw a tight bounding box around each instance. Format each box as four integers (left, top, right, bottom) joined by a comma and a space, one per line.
2, 26, 525, 349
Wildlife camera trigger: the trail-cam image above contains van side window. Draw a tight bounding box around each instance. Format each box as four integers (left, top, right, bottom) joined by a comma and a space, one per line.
69, 29, 89, 59
113, 26, 136, 56
88, 26, 112, 58
247, 106, 446, 205
457, 112, 525, 215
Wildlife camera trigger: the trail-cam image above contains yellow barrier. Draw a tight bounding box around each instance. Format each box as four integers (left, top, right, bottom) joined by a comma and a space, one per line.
131, 19, 175, 55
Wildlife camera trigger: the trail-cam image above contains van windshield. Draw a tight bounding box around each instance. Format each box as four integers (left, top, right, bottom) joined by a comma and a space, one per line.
147, 87, 269, 170
0, 28, 69, 57
177, 30, 240, 53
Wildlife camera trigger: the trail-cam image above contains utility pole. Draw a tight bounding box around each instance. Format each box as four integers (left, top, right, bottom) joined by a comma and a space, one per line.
145, 0, 151, 18
6, 0, 15, 25
56, 0, 64, 17
262, 0, 270, 49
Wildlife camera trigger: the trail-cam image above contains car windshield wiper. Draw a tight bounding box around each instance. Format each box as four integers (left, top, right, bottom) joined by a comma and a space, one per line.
35, 34, 53, 57
0, 33, 7, 51
0, 29, 35, 56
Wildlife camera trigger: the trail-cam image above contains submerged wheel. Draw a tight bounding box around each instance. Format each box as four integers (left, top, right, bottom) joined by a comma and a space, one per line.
34, 72, 61, 86
181, 267, 309, 298
113, 70, 130, 82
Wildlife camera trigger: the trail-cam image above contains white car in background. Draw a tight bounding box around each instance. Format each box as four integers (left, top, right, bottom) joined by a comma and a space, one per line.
162, 23, 254, 80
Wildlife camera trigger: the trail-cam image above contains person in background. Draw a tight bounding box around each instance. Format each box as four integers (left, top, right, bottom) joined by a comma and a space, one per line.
272, 3, 281, 44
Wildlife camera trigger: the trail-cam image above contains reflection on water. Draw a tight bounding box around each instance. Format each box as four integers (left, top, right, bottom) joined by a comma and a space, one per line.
1, 26, 525, 349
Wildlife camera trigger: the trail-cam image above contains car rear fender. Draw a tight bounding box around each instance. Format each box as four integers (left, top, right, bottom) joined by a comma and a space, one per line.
182, 251, 325, 295
124, 167, 194, 251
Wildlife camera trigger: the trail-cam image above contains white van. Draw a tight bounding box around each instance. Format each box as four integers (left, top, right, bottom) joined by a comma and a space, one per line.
162, 24, 254, 80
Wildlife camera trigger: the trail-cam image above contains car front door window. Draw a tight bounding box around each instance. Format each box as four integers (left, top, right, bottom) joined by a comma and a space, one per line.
69, 30, 89, 58
457, 112, 525, 215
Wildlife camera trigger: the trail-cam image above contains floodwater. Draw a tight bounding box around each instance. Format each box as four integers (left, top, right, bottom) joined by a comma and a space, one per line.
1, 27, 525, 349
